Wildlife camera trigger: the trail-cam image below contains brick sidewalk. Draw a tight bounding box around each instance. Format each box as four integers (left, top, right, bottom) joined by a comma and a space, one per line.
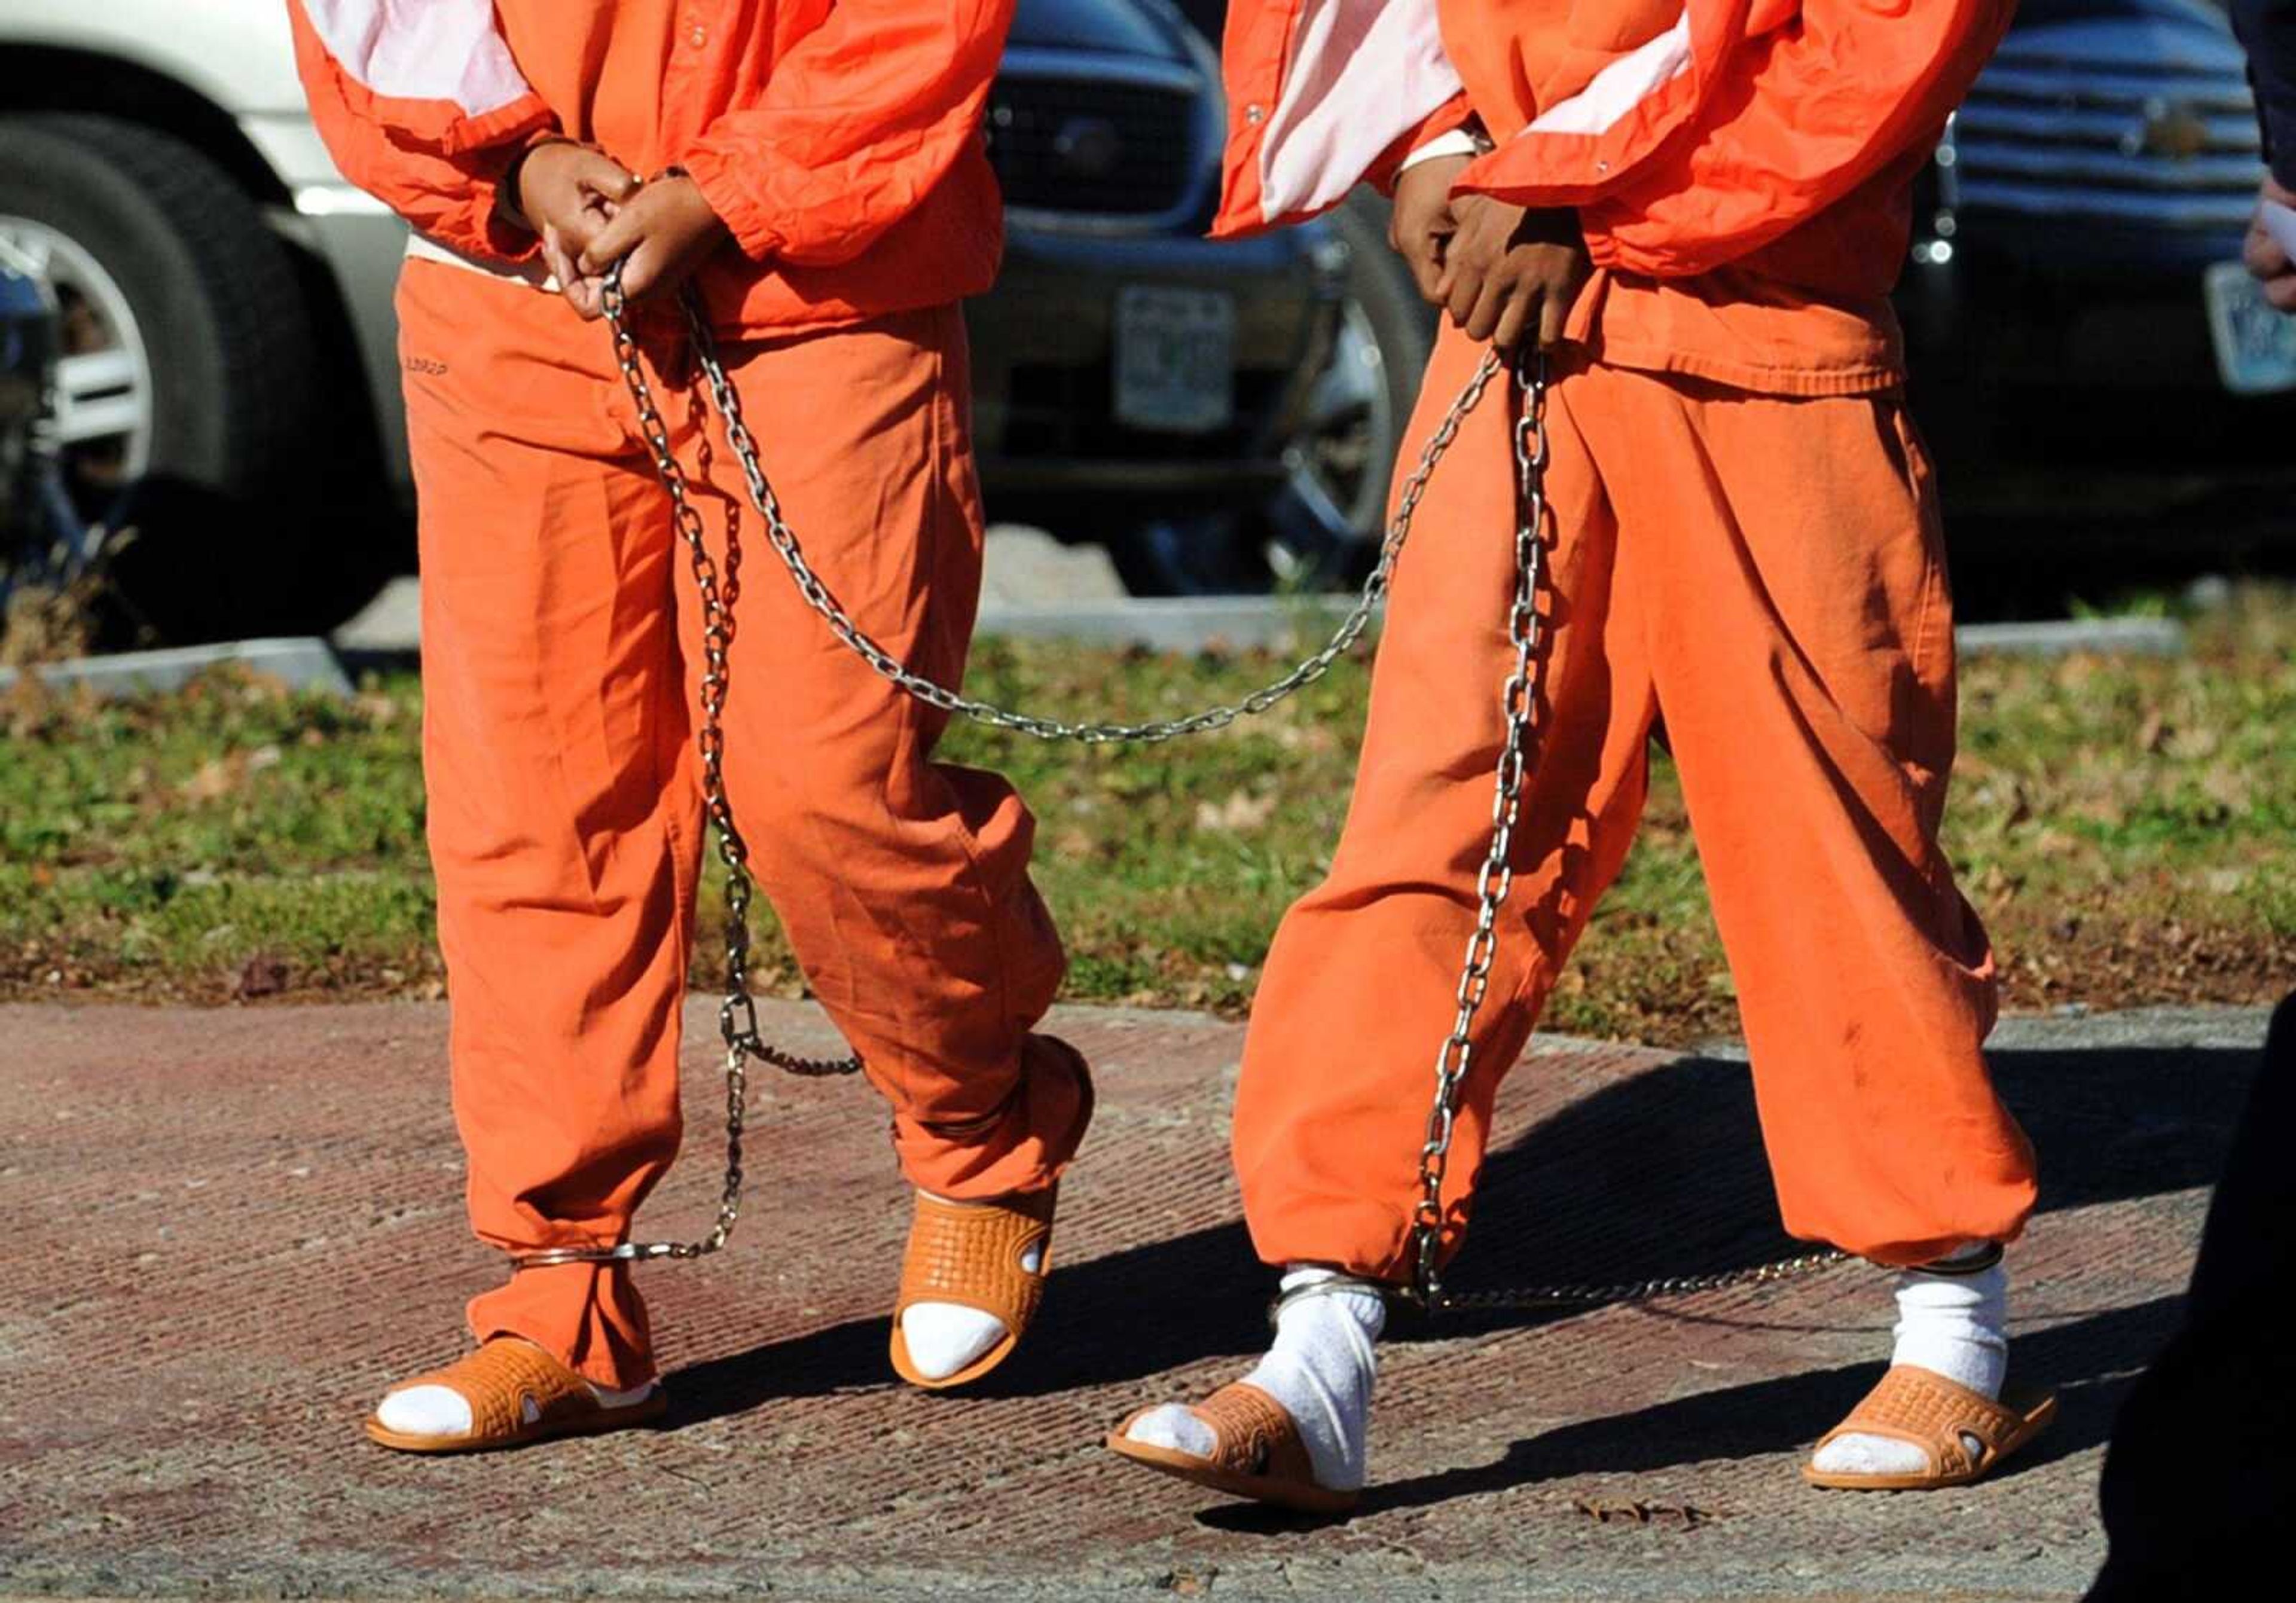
0, 1001, 2264, 1600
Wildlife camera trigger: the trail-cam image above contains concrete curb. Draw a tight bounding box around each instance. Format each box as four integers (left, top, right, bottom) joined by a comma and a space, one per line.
1956, 615, 2187, 657
976, 594, 1365, 652
986, 601, 2193, 657
0, 636, 352, 698
332, 577, 2194, 661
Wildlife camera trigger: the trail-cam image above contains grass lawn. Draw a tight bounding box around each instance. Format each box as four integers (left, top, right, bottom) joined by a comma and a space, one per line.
2, 587, 2289, 1045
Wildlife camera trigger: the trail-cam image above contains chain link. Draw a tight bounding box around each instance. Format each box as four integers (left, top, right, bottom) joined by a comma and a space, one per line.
676, 287, 1505, 746
519, 273, 1843, 1306
508, 274, 860, 1273
1405, 347, 1551, 1309
1396, 348, 1845, 1313
1429, 1248, 1853, 1314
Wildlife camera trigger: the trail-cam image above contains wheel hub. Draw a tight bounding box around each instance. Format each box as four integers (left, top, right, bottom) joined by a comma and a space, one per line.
0, 215, 154, 519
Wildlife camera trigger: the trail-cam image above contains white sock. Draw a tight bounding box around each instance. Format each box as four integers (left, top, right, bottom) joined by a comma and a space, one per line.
897, 1191, 1043, 1382
1810, 1256, 2009, 1477
373, 1344, 655, 1437
1125, 1266, 1384, 1490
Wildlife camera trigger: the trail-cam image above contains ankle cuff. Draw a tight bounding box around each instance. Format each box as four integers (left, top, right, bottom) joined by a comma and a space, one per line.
1913, 1242, 2004, 1276
1266, 1274, 1393, 1332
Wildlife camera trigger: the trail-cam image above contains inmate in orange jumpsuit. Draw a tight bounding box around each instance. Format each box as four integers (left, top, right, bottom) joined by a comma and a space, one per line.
289, 0, 1088, 1388
1208, 0, 2038, 1279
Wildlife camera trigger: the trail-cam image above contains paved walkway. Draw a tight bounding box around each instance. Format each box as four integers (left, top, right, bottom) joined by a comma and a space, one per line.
0, 1002, 2266, 1600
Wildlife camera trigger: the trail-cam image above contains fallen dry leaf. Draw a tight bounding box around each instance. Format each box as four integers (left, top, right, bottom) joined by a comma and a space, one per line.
234, 955, 290, 1000
1193, 788, 1278, 833
181, 758, 237, 803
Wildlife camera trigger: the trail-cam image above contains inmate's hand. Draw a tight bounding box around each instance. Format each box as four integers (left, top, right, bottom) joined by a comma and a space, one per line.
2243, 173, 2296, 313
1391, 152, 1471, 304
511, 140, 638, 262
575, 175, 731, 310
1437, 196, 1590, 353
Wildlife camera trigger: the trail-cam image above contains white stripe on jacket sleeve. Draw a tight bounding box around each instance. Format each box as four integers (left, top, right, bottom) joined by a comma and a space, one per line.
1260, 0, 1463, 222
1523, 12, 1694, 137
301, 0, 534, 119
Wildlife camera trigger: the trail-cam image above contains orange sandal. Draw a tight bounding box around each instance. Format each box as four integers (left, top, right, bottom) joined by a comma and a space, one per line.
888, 1185, 1058, 1390
1803, 1364, 2057, 1491
364, 1338, 665, 1454
1107, 1382, 1358, 1515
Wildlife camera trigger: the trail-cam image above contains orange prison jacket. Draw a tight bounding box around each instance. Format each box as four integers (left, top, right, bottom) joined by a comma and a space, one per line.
1210, 0, 2017, 396
287, 0, 1011, 335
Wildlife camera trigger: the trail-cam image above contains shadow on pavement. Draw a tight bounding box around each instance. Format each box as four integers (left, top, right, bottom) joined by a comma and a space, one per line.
1344, 1295, 2180, 1524
666, 1042, 2254, 1430
1422, 1042, 2254, 1342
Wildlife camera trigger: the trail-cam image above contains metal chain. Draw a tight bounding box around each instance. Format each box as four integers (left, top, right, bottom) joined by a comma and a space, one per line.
1404, 347, 1552, 1310
508, 276, 862, 1273
1397, 349, 1845, 1314
673, 283, 1505, 746
526, 271, 1844, 1306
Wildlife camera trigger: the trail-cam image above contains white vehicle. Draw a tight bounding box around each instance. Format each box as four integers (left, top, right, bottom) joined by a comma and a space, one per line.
0, 2, 413, 637
0, 0, 1429, 641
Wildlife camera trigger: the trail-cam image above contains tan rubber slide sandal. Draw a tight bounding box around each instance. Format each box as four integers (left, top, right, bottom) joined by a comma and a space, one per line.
1803, 1363, 2058, 1490
888, 1184, 1058, 1390
1107, 1381, 1358, 1515
364, 1337, 665, 1454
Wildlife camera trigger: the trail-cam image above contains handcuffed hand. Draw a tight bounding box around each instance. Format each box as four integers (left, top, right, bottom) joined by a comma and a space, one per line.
2243, 173, 2296, 314
572, 174, 730, 313
1437, 196, 1590, 354
507, 139, 639, 320
511, 140, 637, 258
1391, 152, 1471, 304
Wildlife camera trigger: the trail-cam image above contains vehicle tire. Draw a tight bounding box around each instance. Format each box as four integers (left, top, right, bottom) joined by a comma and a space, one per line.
0, 114, 330, 642
1107, 193, 1433, 596
1314, 190, 1437, 563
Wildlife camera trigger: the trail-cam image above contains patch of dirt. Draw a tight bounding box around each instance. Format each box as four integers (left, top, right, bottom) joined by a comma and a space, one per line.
1995, 913, 2292, 1019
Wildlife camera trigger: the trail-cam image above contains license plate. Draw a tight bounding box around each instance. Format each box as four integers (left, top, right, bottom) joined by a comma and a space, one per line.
1113, 285, 1235, 433
2202, 259, 2296, 395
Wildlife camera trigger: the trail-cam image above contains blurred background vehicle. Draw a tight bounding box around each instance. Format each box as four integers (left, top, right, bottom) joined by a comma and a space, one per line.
969, 0, 1428, 596
3, 0, 2292, 645
0, 2, 423, 645
1, 239, 68, 577
1, 234, 115, 648
1, 242, 57, 542
0, 0, 1425, 643
1176, 0, 2296, 601
1886, 0, 2296, 591
1904, 0, 2293, 392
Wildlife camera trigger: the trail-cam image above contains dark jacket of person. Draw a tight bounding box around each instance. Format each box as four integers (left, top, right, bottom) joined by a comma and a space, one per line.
2236, 0, 2296, 188
2085, 994, 2296, 1599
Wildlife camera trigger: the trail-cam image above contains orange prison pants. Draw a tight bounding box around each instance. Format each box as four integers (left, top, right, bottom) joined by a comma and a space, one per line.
1235, 325, 2038, 1279
398, 260, 1089, 1388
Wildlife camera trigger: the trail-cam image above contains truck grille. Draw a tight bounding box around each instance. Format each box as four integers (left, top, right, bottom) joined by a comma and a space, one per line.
986, 77, 1198, 218
1952, 27, 2262, 234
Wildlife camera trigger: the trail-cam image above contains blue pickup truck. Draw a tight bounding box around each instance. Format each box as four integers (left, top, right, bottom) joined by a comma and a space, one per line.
1900, 0, 2296, 552
1179, 0, 2295, 562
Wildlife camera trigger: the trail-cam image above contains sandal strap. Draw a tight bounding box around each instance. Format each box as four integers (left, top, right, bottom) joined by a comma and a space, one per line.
392, 1339, 598, 1442
895, 1186, 1057, 1330
1192, 1382, 1320, 1485
1819, 1364, 2023, 1478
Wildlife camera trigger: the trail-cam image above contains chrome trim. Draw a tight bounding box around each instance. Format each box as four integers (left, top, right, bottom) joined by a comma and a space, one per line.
992, 45, 1222, 239
1955, 143, 2263, 192
1950, 42, 2267, 230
